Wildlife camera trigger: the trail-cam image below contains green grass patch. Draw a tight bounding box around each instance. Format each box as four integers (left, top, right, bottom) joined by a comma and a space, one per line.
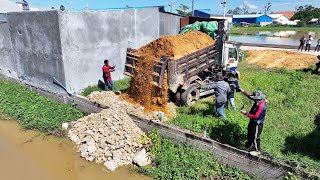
171, 62, 320, 176
136, 131, 254, 180
80, 78, 131, 96
230, 26, 320, 34
0, 80, 84, 134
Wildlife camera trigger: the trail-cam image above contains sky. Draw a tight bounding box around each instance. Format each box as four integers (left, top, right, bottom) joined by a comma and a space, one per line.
10, 0, 320, 14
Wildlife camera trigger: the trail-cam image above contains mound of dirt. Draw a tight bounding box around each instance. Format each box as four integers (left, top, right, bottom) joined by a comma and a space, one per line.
245, 50, 317, 69
128, 31, 215, 113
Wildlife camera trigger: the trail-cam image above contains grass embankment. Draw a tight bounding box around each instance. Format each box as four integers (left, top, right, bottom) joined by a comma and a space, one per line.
137, 131, 253, 180
230, 26, 320, 35
172, 62, 320, 176
0, 80, 84, 134
81, 78, 131, 96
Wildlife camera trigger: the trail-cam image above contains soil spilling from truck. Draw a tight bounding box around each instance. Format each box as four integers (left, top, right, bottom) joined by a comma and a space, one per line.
128, 31, 215, 113
245, 50, 317, 69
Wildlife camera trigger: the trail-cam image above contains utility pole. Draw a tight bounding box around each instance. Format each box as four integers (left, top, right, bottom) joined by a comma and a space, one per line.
221, 0, 227, 19
191, 0, 194, 16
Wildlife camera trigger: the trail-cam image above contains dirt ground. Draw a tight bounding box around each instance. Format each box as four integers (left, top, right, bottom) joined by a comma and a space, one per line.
128, 31, 215, 113
245, 50, 318, 69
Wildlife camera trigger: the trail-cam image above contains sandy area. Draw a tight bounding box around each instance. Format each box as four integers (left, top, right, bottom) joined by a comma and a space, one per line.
245, 50, 318, 69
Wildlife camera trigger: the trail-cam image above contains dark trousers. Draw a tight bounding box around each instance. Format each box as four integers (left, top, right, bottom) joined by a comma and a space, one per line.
315, 45, 320, 52
245, 122, 263, 151
298, 43, 304, 51
305, 44, 311, 51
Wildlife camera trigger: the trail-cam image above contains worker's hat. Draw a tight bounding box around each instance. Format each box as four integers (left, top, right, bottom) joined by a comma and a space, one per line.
250, 90, 266, 100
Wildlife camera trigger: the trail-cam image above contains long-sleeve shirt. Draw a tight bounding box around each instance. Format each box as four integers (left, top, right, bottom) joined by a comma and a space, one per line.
243, 91, 267, 124
228, 80, 239, 99
202, 80, 230, 104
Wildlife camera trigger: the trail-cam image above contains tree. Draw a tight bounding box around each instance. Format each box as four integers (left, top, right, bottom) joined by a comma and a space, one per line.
227, 7, 242, 15
292, 5, 320, 22
60, 5, 65, 11
264, 2, 271, 14
176, 4, 192, 16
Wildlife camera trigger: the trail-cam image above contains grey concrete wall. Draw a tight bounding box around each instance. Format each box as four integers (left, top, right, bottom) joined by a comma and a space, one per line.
0, 20, 17, 79
159, 12, 181, 36
7, 10, 66, 92
58, 8, 160, 92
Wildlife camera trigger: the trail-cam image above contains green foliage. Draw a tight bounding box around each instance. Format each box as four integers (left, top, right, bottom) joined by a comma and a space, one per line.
176, 4, 192, 16
171, 62, 320, 175
230, 26, 320, 35
0, 80, 84, 134
81, 78, 131, 96
137, 131, 254, 180
292, 5, 320, 22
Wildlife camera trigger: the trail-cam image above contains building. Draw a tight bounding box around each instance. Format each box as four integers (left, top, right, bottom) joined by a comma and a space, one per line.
232, 14, 272, 25
309, 18, 319, 24
269, 14, 289, 25
275, 11, 294, 20
194, 9, 233, 23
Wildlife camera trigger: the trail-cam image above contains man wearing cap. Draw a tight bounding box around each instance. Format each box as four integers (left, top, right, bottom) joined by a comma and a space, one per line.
202, 73, 230, 118
239, 88, 267, 156
226, 71, 240, 110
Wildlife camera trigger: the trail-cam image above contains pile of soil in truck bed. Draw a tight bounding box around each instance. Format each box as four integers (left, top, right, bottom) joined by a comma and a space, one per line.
127, 31, 215, 113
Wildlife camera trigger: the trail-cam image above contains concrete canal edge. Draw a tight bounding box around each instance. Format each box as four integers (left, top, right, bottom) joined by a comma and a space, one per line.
0, 74, 318, 179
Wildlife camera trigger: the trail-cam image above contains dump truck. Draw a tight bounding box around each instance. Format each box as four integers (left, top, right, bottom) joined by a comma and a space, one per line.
124, 19, 241, 106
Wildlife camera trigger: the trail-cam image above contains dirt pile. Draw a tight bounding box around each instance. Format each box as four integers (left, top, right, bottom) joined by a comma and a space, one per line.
245, 50, 318, 69
128, 31, 215, 112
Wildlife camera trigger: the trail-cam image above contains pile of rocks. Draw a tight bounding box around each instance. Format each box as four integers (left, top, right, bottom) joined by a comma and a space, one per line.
87, 91, 176, 121
68, 107, 152, 171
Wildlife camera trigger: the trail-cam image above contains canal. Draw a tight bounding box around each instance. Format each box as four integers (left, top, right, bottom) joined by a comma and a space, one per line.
0, 114, 150, 180
230, 31, 320, 47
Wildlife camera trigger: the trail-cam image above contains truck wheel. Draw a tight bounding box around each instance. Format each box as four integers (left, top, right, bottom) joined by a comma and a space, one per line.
181, 84, 200, 106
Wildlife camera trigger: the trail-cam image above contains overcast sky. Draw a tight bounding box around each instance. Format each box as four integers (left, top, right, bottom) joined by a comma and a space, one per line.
7, 0, 320, 14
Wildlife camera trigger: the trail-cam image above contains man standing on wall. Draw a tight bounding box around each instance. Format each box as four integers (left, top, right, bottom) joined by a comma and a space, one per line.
102, 60, 116, 91
201, 72, 230, 118
305, 35, 313, 52
240, 88, 267, 156
298, 35, 305, 52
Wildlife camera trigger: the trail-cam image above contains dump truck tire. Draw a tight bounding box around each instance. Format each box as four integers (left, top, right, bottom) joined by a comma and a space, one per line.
181, 84, 200, 106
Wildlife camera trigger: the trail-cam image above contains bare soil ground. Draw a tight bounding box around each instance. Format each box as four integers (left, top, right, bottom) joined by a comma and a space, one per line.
245, 50, 318, 69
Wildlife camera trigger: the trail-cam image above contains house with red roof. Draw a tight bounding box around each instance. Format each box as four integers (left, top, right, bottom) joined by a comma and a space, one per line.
275, 11, 295, 20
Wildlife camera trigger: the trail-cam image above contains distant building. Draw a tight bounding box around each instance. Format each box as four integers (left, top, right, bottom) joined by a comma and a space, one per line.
309, 18, 319, 24
232, 14, 272, 26
194, 9, 233, 23
275, 11, 294, 20
269, 14, 289, 24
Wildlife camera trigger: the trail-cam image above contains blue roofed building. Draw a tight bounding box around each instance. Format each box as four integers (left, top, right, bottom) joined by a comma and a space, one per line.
232, 14, 272, 25
194, 9, 233, 23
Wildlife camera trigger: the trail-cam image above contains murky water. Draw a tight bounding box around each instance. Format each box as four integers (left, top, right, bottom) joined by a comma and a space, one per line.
230, 31, 320, 47
0, 114, 150, 180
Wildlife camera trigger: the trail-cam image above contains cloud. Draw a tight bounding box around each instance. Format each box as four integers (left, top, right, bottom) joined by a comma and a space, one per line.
239, 1, 258, 10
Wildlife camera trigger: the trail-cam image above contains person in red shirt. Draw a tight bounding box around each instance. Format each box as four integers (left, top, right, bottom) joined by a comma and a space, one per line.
102, 60, 115, 91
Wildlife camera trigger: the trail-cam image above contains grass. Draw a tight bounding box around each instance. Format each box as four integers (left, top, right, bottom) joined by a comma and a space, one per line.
0, 80, 84, 134
136, 131, 254, 180
80, 78, 131, 96
171, 62, 320, 176
230, 26, 320, 35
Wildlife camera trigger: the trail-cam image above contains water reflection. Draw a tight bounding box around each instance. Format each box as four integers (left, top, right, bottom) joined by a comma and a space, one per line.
230, 31, 320, 46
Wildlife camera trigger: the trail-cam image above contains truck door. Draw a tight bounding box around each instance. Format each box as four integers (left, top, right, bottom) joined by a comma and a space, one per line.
223, 43, 240, 71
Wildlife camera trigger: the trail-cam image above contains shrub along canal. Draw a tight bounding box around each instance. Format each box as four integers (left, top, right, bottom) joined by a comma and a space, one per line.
0, 113, 150, 180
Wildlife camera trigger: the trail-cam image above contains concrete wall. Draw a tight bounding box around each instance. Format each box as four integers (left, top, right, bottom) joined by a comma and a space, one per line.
7, 10, 66, 92
0, 14, 17, 79
159, 12, 181, 36
58, 8, 160, 92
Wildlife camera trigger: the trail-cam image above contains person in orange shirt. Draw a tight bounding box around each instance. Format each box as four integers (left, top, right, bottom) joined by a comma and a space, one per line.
102, 60, 116, 91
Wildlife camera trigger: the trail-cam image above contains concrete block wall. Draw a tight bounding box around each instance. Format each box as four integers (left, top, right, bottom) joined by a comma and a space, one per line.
0, 19, 17, 79
159, 12, 181, 36
58, 8, 160, 92
6, 10, 66, 92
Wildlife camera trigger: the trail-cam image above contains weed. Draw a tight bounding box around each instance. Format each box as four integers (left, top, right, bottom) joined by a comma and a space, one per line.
0, 80, 84, 134
81, 78, 131, 96
137, 131, 254, 180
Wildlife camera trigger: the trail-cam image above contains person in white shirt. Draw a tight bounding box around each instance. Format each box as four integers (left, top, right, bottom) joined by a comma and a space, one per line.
315, 39, 320, 52
305, 35, 313, 52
